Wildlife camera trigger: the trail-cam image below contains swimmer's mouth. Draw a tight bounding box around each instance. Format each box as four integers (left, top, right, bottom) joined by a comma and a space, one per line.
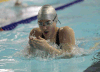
44, 31, 49, 34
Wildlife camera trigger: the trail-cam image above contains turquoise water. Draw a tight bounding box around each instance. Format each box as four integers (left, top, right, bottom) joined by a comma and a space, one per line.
0, 0, 100, 72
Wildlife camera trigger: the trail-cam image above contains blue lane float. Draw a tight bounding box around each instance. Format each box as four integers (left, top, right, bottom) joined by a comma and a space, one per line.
0, 0, 84, 31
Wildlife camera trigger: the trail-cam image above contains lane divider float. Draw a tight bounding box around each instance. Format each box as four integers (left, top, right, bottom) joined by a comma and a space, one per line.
0, 0, 84, 31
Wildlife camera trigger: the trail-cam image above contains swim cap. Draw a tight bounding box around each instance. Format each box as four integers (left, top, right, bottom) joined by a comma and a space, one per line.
37, 5, 58, 23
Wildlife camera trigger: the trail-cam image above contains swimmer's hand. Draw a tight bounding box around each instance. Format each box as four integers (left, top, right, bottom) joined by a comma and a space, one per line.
29, 36, 37, 48
29, 36, 63, 56
29, 36, 50, 50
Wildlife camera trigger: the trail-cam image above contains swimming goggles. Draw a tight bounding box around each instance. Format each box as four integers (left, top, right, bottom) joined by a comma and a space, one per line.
38, 14, 57, 26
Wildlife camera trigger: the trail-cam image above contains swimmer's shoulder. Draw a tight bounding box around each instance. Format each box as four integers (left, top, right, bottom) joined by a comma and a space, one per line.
59, 26, 74, 34
59, 26, 75, 43
29, 28, 42, 37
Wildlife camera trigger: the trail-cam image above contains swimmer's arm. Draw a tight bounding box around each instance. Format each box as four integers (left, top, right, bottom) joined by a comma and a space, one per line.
28, 28, 36, 53
28, 39, 62, 55
28, 28, 61, 55
29, 36, 63, 56
42, 44, 63, 56
29, 28, 42, 46
28, 28, 40, 54
59, 26, 75, 57
29, 28, 38, 37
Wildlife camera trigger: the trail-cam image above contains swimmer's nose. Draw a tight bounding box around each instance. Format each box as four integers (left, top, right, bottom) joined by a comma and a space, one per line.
43, 25, 47, 29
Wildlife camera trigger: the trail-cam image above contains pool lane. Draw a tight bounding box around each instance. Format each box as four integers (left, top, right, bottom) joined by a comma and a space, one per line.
0, 0, 84, 31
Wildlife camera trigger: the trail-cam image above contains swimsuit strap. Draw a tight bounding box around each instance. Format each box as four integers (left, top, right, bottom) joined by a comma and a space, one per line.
41, 28, 60, 46
56, 28, 60, 46
41, 33, 45, 38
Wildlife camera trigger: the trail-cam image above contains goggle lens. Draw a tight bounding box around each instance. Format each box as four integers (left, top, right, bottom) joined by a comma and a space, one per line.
38, 21, 53, 26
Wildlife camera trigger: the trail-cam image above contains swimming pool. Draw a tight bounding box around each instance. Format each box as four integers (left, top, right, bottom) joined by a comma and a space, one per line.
0, 0, 100, 72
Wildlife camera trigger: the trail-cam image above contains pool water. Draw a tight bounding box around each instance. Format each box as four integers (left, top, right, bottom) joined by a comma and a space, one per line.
0, 0, 100, 72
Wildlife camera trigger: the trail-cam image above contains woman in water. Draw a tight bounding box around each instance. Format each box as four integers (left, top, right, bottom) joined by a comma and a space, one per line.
28, 5, 75, 57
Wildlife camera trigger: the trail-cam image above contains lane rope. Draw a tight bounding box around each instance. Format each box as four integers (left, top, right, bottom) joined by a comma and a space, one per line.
0, 0, 84, 31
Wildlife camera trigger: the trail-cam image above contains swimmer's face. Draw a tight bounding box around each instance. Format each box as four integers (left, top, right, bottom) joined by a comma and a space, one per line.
38, 20, 56, 38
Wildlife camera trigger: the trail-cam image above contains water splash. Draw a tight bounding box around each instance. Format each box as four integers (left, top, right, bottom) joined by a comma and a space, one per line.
14, 38, 99, 61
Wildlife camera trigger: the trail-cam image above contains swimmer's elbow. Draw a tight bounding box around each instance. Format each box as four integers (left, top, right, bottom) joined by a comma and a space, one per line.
28, 40, 33, 47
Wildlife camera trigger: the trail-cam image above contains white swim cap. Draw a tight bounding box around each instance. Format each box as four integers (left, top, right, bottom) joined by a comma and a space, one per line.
37, 5, 58, 23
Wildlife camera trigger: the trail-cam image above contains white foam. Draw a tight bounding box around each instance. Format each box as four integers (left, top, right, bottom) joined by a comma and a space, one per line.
0, 69, 14, 72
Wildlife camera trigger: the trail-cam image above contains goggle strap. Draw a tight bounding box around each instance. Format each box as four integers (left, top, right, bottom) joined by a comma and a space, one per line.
53, 14, 61, 24
53, 14, 57, 21
58, 20, 61, 24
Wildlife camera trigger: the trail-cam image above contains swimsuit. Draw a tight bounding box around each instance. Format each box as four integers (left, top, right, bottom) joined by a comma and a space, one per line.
41, 28, 60, 46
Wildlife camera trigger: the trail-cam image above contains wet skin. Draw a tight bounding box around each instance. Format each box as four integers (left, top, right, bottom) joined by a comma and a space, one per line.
29, 20, 75, 57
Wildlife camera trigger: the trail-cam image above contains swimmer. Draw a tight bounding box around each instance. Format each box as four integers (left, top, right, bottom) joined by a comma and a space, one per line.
15, 0, 22, 6
28, 5, 75, 57
14, 0, 28, 7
